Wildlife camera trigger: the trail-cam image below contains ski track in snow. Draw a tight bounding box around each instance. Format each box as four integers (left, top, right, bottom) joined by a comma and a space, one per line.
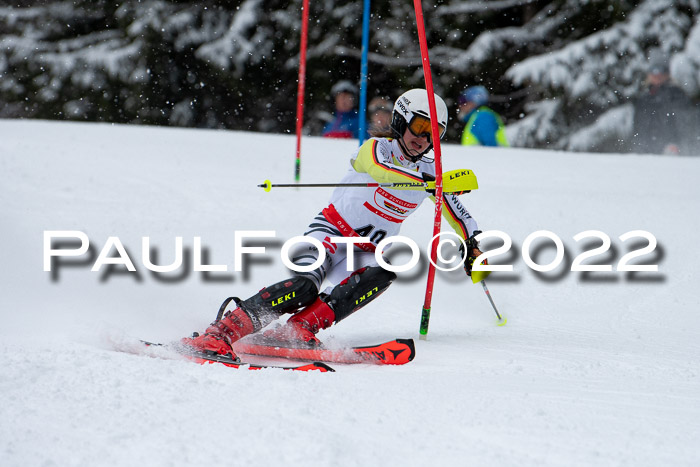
1, 120, 699, 467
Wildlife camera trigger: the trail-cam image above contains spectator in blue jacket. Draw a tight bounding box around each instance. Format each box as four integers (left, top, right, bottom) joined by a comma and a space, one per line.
458, 86, 509, 147
322, 80, 360, 139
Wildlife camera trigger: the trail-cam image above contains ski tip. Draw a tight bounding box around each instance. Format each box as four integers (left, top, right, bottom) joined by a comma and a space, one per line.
246, 362, 335, 372
140, 340, 163, 347
396, 338, 417, 362
293, 362, 335, 372
313, 362, 335, 372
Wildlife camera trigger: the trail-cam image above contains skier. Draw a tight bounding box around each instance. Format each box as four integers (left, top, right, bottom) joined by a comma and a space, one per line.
457, 86, 509, 147
183, 89, 485, 359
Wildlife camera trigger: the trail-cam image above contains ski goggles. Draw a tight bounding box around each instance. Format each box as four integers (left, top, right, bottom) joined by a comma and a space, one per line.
407, 115, 445, 141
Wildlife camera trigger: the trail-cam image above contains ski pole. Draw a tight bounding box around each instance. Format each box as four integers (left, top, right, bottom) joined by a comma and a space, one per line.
259, 180, 430, 192
480, 280, 507, 326
260, 169, 478, 193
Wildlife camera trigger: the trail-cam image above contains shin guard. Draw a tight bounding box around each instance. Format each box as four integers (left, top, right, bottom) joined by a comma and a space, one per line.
326, 266, 396, 322
238, 276, 319, 331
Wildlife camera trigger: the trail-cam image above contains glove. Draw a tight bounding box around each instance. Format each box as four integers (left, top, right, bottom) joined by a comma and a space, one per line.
422, 172, 436, 195
458, 230, 486, 276
423, 172, 472, 196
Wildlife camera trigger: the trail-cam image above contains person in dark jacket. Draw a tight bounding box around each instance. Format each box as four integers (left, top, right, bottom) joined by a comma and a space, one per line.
630, 55, 697, 155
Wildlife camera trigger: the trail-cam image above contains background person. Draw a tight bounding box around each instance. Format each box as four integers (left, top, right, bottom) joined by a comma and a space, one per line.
457, 85, 509, 147
367, 97, 393, 135
630, 53, 697, 155
322, 80, 360, 139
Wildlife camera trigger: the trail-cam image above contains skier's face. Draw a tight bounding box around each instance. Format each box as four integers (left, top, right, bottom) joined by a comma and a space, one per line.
402, 127, 430, 156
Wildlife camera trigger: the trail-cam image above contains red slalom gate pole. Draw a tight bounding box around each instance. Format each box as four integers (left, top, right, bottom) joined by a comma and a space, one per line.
413, 0, 445, 340
294, 0, 310, 182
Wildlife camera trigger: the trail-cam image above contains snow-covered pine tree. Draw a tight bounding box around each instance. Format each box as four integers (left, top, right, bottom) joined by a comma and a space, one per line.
1, 0, 699, 153
0, 0, 318, 131
500, 0, 700, 151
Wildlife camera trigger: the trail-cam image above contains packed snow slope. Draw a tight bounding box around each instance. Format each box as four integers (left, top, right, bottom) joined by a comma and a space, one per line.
1, 119, 699, 467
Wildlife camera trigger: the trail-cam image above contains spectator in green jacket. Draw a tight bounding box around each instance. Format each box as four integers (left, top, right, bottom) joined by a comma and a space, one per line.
457, 86, 509, 147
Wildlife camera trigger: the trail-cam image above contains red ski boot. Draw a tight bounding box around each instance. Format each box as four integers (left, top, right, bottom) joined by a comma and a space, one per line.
263, 297, 336, 346
182, 303, 255, 358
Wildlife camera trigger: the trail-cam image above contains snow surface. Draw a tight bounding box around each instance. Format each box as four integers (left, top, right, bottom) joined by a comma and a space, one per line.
1, 119, 699, 467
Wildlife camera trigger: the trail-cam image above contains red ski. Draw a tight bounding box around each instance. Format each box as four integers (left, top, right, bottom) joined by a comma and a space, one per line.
112, 339, 334, 372
232, 337, 415, 365
180, 351, 334, 372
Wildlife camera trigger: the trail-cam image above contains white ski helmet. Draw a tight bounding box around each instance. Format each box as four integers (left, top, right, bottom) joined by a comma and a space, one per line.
390, 88, 448, 162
